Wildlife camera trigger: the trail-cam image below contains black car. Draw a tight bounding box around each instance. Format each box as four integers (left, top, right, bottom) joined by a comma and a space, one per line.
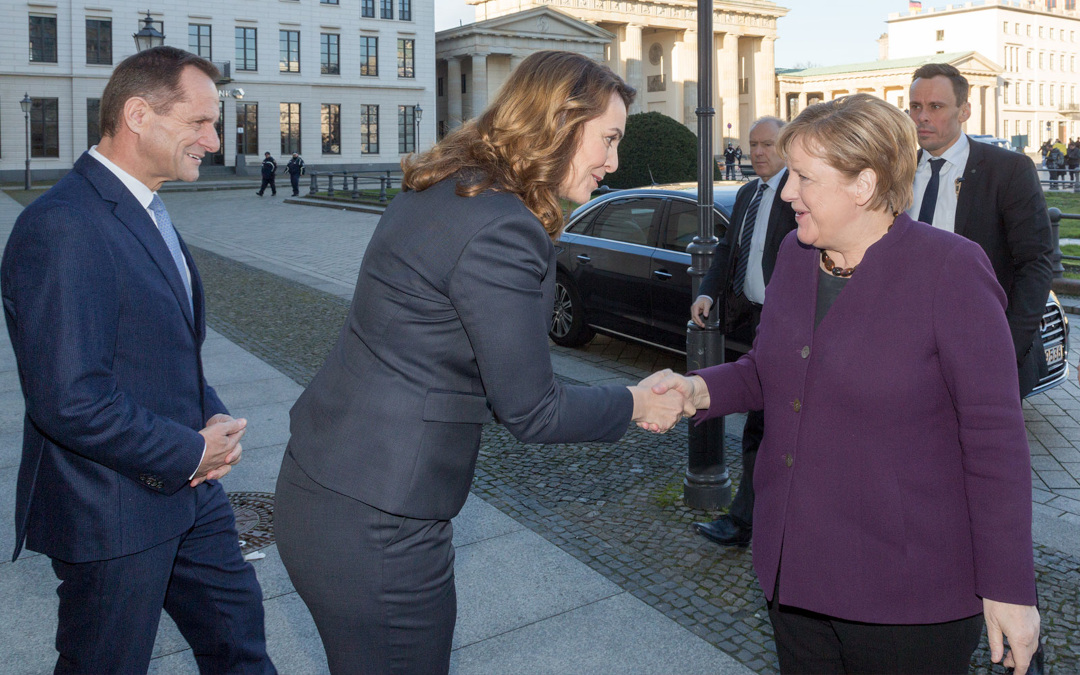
550, 186, 1070, 396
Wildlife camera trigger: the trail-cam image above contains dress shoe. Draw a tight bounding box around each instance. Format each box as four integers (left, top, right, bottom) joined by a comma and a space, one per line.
694, 516, 751, 547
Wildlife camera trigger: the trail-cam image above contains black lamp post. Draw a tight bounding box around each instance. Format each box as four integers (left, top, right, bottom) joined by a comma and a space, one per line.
133, 11, 165, 52
415, 103, 423, 150
20, 93, 31, 191
683, 0, 730, 510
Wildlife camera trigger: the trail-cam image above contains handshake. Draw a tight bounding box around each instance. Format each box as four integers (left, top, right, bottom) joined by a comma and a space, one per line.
628, 369, 711, 433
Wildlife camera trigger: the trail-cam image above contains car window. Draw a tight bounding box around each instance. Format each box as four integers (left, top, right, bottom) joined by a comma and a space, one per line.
589, 198, 662, 246
662, 199, 726, 252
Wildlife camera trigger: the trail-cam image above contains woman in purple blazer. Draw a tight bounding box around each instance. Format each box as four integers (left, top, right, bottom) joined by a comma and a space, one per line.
653, 95, 1040, 674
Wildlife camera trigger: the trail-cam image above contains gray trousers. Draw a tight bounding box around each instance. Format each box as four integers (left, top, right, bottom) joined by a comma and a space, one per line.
275, 451, 456, 674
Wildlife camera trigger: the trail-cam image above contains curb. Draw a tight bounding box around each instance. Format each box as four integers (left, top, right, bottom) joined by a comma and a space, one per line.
281, 197, 386, 214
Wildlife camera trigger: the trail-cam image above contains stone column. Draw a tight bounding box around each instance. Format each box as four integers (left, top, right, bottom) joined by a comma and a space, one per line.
472, 52, 490, 117
719, 32, 741, 144
676, 29, 698, 128
985, 85, 998, 136
623, 23, 644, 114
446, 56, 463, 131
510, 54, 523, 74
967, 83, 982, 135
755, 37, 776, 119
797, 91, 808, 119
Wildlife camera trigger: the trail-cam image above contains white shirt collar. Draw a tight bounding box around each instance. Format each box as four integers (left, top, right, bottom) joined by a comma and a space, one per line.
88, 146, 156, 209
920, 133, 969, 169
762, 167, 786, 192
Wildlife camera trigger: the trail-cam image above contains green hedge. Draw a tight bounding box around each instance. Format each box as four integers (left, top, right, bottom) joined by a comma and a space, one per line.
604, 112, 699, 190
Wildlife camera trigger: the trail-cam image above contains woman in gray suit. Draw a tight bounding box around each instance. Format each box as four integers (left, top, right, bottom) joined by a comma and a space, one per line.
274, 51, 687, 674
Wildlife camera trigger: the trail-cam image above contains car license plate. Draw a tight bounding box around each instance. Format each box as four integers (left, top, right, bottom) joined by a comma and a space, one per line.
1046, 343, 1065, 365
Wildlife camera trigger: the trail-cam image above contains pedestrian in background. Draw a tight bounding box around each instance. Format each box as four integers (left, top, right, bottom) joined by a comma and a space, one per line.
724, 143, 738, 180
653, 94, 1039, 675
286, 152, 305, 196
257, 151, 277, 196
274, 50, 687, 674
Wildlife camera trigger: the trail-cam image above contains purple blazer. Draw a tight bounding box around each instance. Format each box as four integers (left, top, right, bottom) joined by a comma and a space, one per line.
694, 213, 1037, 624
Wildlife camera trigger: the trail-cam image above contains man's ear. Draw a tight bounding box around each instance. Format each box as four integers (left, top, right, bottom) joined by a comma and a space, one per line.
123, 97, 152, 135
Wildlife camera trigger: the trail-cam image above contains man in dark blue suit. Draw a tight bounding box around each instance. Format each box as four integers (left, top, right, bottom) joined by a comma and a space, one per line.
2, 47, 275, 673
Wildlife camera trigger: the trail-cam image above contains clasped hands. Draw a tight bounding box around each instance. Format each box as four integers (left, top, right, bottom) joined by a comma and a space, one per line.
628, 369, 712, 433
191, 413, 248, 487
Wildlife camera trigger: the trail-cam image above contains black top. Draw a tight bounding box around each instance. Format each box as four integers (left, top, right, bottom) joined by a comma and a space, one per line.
815, 266, 849, 328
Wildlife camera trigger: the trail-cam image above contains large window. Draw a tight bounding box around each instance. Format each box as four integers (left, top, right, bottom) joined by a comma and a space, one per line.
397, 38, 414, 78
236, 27, 257, 71
29, 15, 57, 63
360, 36, 378, 76
85, 19, 112, 65
87, 98, 101, 148
398, 105, 417, 153
381, 0, 394, 19
400, 0, 412, 20
361, 104, 379, 154
322, 104, 341, 154
31, 98, 59, 158
362, 0, 375, 18
237, 102, 258, 155
321, 33, 340, 74
189, 24, 212, 59
280, 30, 300, 73
280, 102, 301, 155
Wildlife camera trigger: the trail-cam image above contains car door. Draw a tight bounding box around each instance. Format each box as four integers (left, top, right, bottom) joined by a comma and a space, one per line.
572, 197, 664, 339
650, 197, 729, 351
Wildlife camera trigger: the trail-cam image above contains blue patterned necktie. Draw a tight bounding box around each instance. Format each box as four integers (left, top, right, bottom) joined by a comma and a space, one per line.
148, 195, 193, 316
917, 158, 946, 226
732, 181, 769, 297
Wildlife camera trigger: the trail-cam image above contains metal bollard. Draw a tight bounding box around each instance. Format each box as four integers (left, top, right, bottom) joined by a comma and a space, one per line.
379, 176, 388, 203
327, 173, 335, 197
352, 175, 360, 199
308, 172, 317, 196
1049, 207, 1064, 279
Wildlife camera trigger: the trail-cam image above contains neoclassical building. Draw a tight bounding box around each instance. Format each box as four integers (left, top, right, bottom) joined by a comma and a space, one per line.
436, 0, 789, 146
777, 51, 1002, 136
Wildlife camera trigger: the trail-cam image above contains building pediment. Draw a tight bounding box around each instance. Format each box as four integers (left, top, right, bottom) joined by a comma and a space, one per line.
437, 7, 614, 43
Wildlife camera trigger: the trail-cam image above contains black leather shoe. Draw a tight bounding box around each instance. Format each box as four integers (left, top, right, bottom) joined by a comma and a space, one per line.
694, 516, 751, 547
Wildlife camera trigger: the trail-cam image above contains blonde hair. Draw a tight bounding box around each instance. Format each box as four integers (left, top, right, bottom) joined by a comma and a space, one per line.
776, 94, 918, 214
402, 51, 635, 239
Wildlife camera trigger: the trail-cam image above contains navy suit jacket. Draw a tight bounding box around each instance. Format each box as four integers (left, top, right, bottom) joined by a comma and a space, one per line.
2, 152, 227, 563
695, 215, 1036, 623
287, 176, 634, 521
699, 173, 797, 334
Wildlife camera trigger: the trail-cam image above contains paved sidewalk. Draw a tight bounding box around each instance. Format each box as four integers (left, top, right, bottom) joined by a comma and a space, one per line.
0, 193, 752, 673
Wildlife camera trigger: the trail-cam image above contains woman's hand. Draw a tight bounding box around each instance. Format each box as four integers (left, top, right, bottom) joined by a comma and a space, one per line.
983, 599, 1040, 675
628, 369, 690, 432
647, 371, 710, 412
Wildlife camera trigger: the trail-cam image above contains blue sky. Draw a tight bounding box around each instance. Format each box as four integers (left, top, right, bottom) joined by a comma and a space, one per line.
434, 1, 912, 69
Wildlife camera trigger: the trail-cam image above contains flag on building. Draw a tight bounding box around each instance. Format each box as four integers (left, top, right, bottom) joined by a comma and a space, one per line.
909, 0, 923, 9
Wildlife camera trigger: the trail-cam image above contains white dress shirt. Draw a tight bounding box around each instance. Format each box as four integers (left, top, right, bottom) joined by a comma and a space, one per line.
908, 133, 970, 233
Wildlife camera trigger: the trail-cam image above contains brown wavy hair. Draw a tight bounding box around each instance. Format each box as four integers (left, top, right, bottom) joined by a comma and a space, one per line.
402, 51, 635, 239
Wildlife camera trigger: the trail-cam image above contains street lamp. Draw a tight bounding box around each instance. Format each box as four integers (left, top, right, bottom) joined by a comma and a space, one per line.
20, 93, 31, 191
415, 103, 423, 151
133, 11, 165, 52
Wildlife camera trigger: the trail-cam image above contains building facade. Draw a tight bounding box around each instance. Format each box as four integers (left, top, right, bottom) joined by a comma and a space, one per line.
1, 0, 433, 182
443, 0, 789, 147
777, 51, 1002, 136
887, 0, 1080, 146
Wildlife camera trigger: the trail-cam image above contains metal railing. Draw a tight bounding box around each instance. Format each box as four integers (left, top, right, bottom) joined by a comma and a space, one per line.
306, 170, 402, 202
1037, 168, 1080, 192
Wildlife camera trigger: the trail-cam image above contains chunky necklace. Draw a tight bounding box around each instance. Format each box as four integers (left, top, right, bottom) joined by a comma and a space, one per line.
820, 250, 856, 277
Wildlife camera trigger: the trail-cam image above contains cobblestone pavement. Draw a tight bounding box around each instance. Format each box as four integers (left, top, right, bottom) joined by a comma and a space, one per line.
189, 241, 1080, 674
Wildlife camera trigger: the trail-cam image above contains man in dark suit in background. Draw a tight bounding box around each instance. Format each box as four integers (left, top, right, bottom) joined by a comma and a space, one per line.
690, 116, 797, 547
257, 151, 278, 196
908, 63, 1052, 398
2, 47, 275, 673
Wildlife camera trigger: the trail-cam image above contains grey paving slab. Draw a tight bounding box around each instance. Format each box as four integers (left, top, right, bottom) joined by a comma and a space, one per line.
1049, 446, 1080, 463
221, 443, 287, 494
221, 399, 293, 452
0, 553, 59, 675
1041, 470, 1080, 489
0, 464, 19, 560
453, 528, 622, 649
1033, 505, 1080, 558
204, 350, 292, 388
1032, 454, 1065, 471
210, 375, 303, 410
450, 592, 755, 675
452, 493, 525, 548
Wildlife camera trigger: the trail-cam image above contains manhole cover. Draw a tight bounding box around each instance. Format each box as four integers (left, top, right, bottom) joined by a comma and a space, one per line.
228, 491, 276, 553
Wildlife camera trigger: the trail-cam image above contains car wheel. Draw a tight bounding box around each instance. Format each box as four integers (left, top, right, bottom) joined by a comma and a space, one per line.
550, 273, 594, 347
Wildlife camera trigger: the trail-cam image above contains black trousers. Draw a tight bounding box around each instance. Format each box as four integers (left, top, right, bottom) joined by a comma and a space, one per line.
258, 175, 276, 195
289, 173, 301, 195
51, 482, 274, 674
768, 595, 983, 674
275, 451, 457, 674
729, 408, 763, 527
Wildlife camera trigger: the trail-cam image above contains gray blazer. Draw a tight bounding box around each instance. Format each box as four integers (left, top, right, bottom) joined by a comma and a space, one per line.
286, 177, 634, 520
